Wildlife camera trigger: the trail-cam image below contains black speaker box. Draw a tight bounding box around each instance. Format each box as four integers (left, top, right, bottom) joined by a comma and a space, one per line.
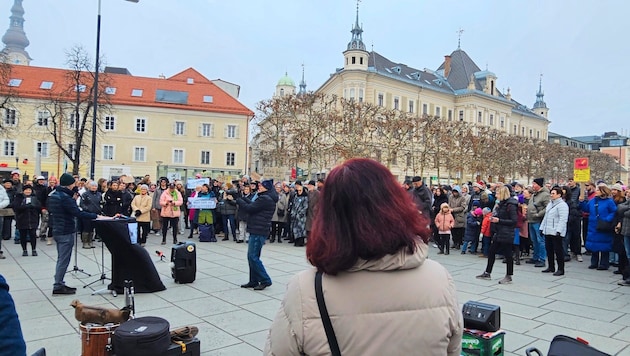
462, 301, 500, 331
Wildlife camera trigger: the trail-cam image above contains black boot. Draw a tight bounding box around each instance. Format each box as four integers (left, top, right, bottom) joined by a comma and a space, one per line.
294, 237, 305, 247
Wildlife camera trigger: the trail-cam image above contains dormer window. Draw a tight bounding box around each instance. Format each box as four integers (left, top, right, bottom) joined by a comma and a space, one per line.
105, 87, 117, 95
203, 95, 213, 103
75, 85, 86, 92
8, 79, 22, 87
40, 81, 54, 90
131, 89, 143, 97
187, 78, 194, 84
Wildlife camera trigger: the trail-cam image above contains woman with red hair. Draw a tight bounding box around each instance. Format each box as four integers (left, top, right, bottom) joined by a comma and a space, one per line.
264, 158, 462, 356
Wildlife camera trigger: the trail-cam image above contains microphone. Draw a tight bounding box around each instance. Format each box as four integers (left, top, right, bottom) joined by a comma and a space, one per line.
155, 250, 164, 258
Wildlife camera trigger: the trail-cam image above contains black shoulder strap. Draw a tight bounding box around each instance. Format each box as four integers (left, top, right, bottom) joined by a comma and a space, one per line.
315, 270, 341, 356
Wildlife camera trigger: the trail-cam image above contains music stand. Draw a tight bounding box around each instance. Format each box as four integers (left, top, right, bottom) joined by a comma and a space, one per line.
66, 230, 91, 278
84, 227, 112, 295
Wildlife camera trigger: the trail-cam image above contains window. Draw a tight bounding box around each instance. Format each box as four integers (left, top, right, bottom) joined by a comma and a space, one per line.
131, 89, 143, 97
67, 144, 76, 160
513, 125, 517, 135
173, 149, 184, 164
104, 116, 115, 131
37, 111, 50, 127
226, 152, 235, 166
360, 57, 363, 65
409, 100, 414, 113
3, 140, 15, 156
68, 112, 77, 129
105, 87, 116, 95
352, 56, 356, 64
40, 81, 53, 90
448, 110, 452, 121
378, 94, 384, 107
201, 123, 213, 137
133, 147, 146, 162
393, 97, 399, 110
536, 130, 540, 139
135, 118, 146, 132
459, 110, 464, 121
187, 78, 194, 84
155, 89, 188, 104
75, 84, 86, 92
36, 142, 49, 158
226, 124, 237, 138
174, 121, 185, 135
4, 109, 16, 126
500, 116, 505, 128
358, 89, 364, 103
529, 129, 533, 138
203, 95, 213, 103
8, 78, 22, 87
522, 127, 525, 136
349, 88, 355, 101
489, 114, 494, 125
436, 107, 441, 118
103, 145, 114, 160
477, 112, 482, 123
422, 104, 428, 115
201, 150, 211, 165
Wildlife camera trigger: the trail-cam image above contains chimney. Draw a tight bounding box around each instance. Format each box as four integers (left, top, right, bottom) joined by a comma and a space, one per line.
444, 55, 452, 77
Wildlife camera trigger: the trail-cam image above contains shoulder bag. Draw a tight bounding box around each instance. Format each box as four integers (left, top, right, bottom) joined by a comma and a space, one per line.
315, 270, 341, 356
595, 202, 614, 233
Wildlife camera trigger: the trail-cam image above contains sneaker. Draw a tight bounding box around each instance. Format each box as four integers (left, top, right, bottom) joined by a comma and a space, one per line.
31, 251, 38, 256
577, 255, 583, 262
161, 241, 166, 245
461, 251, 466, 255
498, 276, 512, 284
240, 282, 257, 288
0, 252, 5, 259
22, 250, 28, 256
618, 279, 630, 287
52, 286, 76, 295
534, 262, 546, 268
253, 282, 272, 291
476, 272, 491, 280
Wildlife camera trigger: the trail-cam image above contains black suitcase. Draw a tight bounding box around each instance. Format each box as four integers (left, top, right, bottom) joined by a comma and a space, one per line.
171, 242, 196, 283
163, 338, 201, 356
113, 316, 170, 356
526, 335, 610, 356
198, 223, 216, 242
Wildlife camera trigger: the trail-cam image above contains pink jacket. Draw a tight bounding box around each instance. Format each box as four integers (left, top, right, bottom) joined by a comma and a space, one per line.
159, 189, 183, 218
435, 212, 455, 234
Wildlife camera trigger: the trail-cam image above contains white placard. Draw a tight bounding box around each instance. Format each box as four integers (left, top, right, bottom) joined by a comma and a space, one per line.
187, 178, 210, 189
188, 197, 216, 209
128, 222, 138, 244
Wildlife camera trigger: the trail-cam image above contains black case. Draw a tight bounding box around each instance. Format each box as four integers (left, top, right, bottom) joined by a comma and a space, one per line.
113, 316, 170, 356
163, 338, 201, 356
171, 242, 196, 283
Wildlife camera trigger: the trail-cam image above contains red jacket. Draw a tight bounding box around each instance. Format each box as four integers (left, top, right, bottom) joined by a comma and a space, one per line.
481, 214, 492, 237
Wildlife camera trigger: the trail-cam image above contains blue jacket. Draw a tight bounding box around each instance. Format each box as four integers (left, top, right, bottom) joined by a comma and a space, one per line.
463, 213, 481, 242
48, 186, 98, 235
0, 275, 26, 356
237, 189, 278, 236
581, 197, 617, 252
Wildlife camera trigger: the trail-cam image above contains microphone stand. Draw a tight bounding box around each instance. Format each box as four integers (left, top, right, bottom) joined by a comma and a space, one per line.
66, 229, 91, 277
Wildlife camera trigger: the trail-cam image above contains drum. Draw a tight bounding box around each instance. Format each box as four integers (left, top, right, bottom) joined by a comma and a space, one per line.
80, 322, 119, 356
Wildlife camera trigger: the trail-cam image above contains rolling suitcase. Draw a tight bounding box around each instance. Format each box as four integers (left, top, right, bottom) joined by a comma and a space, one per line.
526, 335, 610, 356
171, 242, 196, 284
198, 223, 216, 242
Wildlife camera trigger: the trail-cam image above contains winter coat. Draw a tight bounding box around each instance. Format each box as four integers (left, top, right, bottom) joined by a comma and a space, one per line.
581, 197, 617, 252
463, 213, 481, 242
152, 186, 166, 210
618, 199, 630, 237
539, 198, 569, 237
526, 187, 550, 223
448, 193, 467, 228
80, 190, 103, 214
272, 192, 289, 223
217, 190, 238, 216
431, 193, 449, 221
33, 182, 48, 209
491, 197, 518, 244
121, 189, 134, 216
236, 189, 279, 236
131, 194, 152, 222
434, 212, 454, 234
12, 193, 41, 230
481, 214, 492, 237
0, 275, 27, 356
0, 186, 10, 210
2, 187, 16, 217
411, 184, 432, 216
48, 186, 98, 235
160, 189, 183, 218
263, 242, 463, 356
290, 193, 308, 238
305, 189, 320, 231
102, 189, 123, 217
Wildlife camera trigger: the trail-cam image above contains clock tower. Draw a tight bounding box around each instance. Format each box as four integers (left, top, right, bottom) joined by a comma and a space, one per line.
342, 1, 368, 71
2, 0, 32, 65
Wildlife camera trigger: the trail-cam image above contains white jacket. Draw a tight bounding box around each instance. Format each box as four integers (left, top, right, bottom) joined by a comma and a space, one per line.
0, 185, 10, 209
540, 198, 569, 237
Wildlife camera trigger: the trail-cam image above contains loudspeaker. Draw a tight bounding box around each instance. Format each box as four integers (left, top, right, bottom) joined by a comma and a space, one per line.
462, 301, 500, 331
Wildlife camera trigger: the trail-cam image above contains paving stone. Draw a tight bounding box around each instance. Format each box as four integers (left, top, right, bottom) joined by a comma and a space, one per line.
202, 342, 264, 355
535, 310, 625, 337
483, 289, 552, 308
240, 299, 282, 320
204, 310, 272, 336
502, 332, 537, 353
501, 313, 543, 334
239, 330, 270, 351
541, 300, 624, 322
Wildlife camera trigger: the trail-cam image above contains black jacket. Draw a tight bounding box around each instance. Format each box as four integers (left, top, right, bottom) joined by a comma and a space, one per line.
411, 184, 432, 216
236, 189, 279, 236
33, 182, 48, 209
491, 197, 518, 244
80, 190, 103, 214
103, 190, 123, 217
48, 186, 98, 235
12, 193, 41, 230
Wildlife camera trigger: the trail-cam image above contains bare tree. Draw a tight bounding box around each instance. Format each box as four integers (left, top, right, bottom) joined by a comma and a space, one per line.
0, 52, 19, 138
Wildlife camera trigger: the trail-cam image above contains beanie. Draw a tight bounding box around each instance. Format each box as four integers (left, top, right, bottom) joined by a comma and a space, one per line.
533, 177, 544, 187
261, 179, 274, 191
474, 208, 483, 216
59, 173, 75, 186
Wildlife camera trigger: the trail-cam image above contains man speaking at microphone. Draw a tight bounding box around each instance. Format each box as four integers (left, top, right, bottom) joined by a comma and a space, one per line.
48, 173, 106, 295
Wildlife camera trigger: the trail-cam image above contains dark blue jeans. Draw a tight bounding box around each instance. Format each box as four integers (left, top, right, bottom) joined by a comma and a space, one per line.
247, 234, 271, 285
53, 233, 74, 289
222, 214, 236, 239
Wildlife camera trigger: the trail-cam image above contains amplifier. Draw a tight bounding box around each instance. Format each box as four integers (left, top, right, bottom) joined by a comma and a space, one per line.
462, 301, 501, 332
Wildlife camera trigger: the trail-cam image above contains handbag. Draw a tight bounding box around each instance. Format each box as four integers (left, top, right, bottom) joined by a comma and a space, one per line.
595, 202, 614, 233
315, 271, 341, 356
277, 207, 285, 217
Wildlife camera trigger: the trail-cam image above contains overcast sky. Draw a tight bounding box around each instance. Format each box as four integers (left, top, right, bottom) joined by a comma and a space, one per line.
7, 0, 629, 138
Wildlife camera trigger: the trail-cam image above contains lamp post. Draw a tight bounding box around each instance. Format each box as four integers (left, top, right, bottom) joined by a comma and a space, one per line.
90, 0, 139, 180
156, 160, 163, 179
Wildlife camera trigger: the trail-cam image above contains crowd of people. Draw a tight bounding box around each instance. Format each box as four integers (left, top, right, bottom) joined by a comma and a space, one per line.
405, 175, 630, 286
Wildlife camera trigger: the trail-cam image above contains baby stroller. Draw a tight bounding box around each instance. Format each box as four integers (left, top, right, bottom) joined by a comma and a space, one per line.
525, 335, 610, 356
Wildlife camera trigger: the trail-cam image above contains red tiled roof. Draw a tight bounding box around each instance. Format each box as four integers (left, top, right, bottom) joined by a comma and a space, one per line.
1, 65, 254, 117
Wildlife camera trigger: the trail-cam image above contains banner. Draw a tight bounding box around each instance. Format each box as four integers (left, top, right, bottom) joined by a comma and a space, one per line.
188, 197, 217, 209
187, 177, 210, 189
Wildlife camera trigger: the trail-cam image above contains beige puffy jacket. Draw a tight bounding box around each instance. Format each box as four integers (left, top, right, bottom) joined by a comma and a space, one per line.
264, 242, 463, 356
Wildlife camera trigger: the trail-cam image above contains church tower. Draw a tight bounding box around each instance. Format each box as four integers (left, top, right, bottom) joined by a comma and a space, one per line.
342, 1, 368, 71
533, 75, 549, 119
298, 64, 307, 95
2, 0, 32, 65
274, 72, 295, 98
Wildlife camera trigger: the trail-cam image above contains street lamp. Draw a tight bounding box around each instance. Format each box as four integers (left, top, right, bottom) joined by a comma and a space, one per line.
90, 0, 140, 180
156, 160, 163, 178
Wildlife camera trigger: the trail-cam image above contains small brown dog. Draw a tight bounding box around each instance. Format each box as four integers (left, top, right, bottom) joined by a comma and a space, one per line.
71, 300, 131, 324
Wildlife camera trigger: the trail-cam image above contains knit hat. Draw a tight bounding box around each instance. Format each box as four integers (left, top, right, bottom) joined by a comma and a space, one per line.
472, 182, 483, 189
59, 173, 75, 186
261, 179, 274, 191
611, 183, 624, 192
440, 202, 450, 210
482, 207, 491, 215
412, 176, 422, 183
474, 208, 483, 216
22, 184, 33, 191
533, 177, 544, 187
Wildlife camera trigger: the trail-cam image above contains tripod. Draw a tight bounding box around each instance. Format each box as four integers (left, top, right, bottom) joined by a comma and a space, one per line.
84, 230, 114, 296
66, 230, 91, 277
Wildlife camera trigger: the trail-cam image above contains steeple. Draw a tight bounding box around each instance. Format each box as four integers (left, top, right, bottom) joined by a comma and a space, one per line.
533, 74, 547, 109
298, 63, 307, 95
2, 0, 31, 65
347, 0, 365, 51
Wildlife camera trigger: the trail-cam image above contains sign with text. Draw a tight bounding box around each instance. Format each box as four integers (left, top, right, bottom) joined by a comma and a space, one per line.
574, 157, 589, 170
188, 197, 217, 209
187, 178, 210, 189
573, 168, 591, 182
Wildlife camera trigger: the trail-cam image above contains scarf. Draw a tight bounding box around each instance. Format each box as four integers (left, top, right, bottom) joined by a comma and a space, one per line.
170, 190, 179, 211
